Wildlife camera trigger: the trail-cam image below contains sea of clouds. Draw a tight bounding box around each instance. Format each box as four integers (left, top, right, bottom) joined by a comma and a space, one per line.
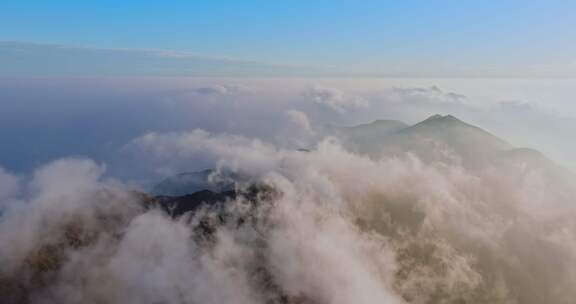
1, 77, 576, 303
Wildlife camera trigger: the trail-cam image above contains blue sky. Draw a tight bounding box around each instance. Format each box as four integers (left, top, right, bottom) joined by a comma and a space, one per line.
1, 0, 576, 76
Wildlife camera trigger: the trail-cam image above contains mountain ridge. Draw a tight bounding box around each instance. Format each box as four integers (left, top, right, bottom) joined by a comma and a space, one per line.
156, 115, 556, 198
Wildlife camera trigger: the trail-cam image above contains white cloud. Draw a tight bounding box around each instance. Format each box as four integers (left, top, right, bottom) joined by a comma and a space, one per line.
304, 86, 368, 113
389, 85, 467, 105
285, 109, 312, 132
190, 84, 250, 96
2, 124, 576, 303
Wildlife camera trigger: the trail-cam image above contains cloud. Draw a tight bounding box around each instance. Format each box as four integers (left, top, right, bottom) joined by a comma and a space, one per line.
0, 158, 141, 275
4, 129, 576, 303
5, 77, 576, 178
304, 86, 368, 113
285, 109, 312, 132
497, 100, 538, 113
2, 109, 576, 304
4, 76, 576, 302
189, 84, 250, 96
389, 85, 467, 105
127, 129, 576, 303
127, 129, 279, 177
0, 41, 332, 77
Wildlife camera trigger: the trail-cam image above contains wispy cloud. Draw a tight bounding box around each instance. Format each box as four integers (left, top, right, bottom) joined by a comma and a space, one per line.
0, 41, 334, 77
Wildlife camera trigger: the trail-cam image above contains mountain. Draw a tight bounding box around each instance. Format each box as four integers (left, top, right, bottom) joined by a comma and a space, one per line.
152, 169, 238, 196
337, 114, 554, 169
342, 119, 408, 136
398, 114, 510, 150
150, 115, 561, 217
387, 114, 511, 163
334, 119, 408, 152
149, 189, 237, 217
155, 115, 557, 198
144, 183, 277, 218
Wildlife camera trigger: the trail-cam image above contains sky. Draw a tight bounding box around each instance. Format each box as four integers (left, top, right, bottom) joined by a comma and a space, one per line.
2, 0, 576, 77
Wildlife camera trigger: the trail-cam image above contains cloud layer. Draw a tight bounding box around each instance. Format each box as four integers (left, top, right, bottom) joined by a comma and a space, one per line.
2, 123, 576, 303
1, 77, 576, 303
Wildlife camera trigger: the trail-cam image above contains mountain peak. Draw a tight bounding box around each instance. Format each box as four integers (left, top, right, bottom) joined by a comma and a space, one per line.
426, 114, 444, 120
412, 114, 476, 130
401, 114, 512, 154
348, 119, 408, 129
366, 119, 407, 127
421, 114, 462, 124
